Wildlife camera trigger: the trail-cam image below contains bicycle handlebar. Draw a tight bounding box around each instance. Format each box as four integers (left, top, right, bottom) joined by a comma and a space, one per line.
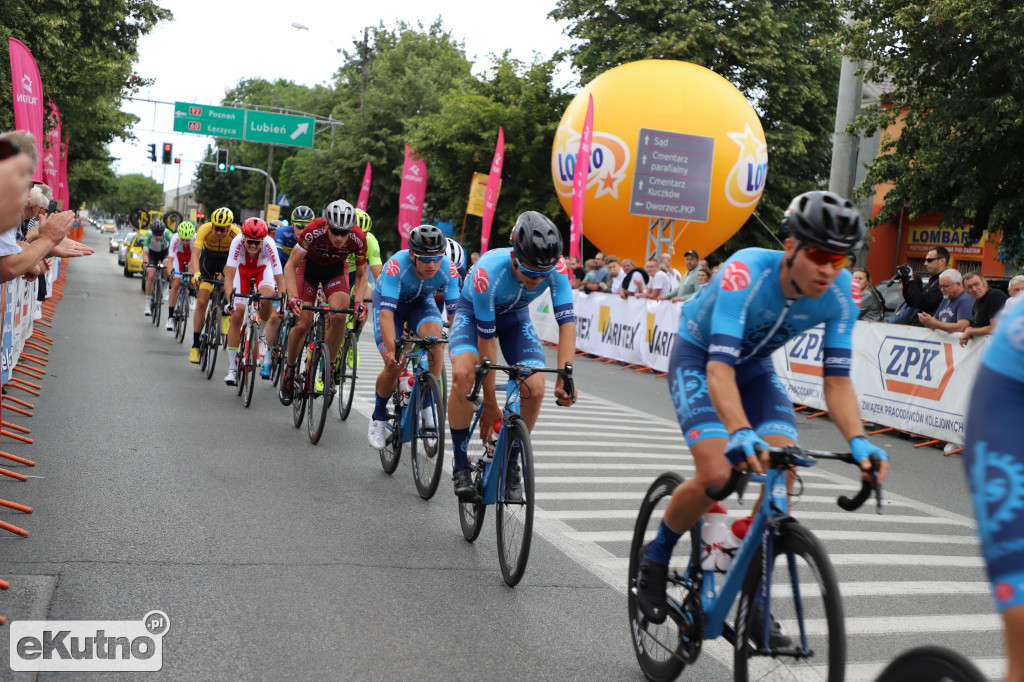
704, 445, 883, 514
466, 356, 575, 405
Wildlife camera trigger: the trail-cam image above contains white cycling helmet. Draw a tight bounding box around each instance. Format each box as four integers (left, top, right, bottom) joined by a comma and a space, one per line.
445, 238, 466, 269
324, 200, 356, 233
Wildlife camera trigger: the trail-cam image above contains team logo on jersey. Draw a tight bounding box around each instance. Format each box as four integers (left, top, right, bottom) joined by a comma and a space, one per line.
997, 582, 1015, 604
450, 263, 460, 278
720, 262, 751, 291
555, 257, 570, 276
688, 428, 701, 441
473, 268, 490, 294
385, 259, 400, 277
851, 279, 862, 307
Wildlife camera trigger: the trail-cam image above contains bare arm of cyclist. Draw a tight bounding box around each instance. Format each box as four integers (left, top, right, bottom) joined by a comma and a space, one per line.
478, 335, 502, 441
823, 375, 890, 483
554, 322, 578, 405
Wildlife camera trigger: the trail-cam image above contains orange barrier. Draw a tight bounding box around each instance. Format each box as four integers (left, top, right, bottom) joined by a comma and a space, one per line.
0, 499, 33, 513
0, 451, 34, 466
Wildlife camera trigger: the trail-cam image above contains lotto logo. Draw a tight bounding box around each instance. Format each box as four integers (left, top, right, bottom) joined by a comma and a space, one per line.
385, 259, 400, 277
474, 268, 490, 294
555, 257, 570, 276
851, 279, 862, 306
720, 262, 751, 291
450, 263, 459, 278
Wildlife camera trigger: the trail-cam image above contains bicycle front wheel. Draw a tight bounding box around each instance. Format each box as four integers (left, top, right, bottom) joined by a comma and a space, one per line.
627, 472, 698, 682
734, 522, 844, 682
875, 646, 987, 682
379, 394, 402, 474
307, 342, 331, 444
496, 416, 534, 586
336, 332, 357, 421
242, 321, 259, 408
152, 278, 163, 326
235, 325, 247, 397
411, 372, 445, 500
292, 343, 310, 429
204, 311, 219, 380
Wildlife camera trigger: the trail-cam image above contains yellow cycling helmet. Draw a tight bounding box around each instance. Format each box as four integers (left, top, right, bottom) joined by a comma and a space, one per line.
211, 207, 234, 227
354, 208, 372, 233
177, 221, 196, 240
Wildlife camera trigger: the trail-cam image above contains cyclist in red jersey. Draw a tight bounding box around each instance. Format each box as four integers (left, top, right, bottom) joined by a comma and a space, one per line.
279, 200, 368, 405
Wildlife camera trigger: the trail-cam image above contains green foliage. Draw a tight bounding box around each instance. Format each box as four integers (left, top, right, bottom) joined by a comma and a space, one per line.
193, 145, 249, 220
550, 0, 843, 259
96, 173, 163, 216
0, 0, 171, 207
844, 0, 1024, 264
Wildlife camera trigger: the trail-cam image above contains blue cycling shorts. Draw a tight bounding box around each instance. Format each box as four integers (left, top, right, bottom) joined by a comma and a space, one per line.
448, 300, 545, 368
371, 291, 442, 354
964, 364, 1024, 613
668, 337, 798, 446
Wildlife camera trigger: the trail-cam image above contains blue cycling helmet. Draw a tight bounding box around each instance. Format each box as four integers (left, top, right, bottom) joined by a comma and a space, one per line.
274, 223, 297, 249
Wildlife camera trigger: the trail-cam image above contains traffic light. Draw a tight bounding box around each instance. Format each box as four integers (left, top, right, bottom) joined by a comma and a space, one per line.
174, 158, 181, 164
161, 143, 172, 164
147, 144, 156, 162
229, 164, 236, 172
216, 149, 228, 172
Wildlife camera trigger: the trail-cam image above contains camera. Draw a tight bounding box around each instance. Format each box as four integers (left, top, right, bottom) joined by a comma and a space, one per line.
894, 264, 913, 281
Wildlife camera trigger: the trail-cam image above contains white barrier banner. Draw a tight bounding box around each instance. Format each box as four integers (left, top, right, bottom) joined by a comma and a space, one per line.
1, 259, 61, 385
771, 321, 987, 445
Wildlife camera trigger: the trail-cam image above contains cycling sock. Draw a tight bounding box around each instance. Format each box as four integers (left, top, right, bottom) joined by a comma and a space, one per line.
372, 392, 389, 421
451, 427, 470, 470
192, 332, 200, 348
168, 306, 174, 318
645, 520, 683, 565
228, 347, 238, 370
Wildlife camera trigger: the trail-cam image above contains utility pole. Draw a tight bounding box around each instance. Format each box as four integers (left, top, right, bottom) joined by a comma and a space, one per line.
829, 13, 864, 202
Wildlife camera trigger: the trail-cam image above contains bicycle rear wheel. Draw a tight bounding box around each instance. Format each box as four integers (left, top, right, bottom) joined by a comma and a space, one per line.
292, 342, 310, 428
152, 277, 163, 326
235, 325, 247, 397
307, 342, 331, 444
411, 372, 445, 500
379, 393, 402, 474
242, 321, 259, 407
734, 522, 844, 682
174, 289, 187, 342
875, 646, 987, 682
336, 331, 357, 421
627, 472, 697, 682
495, 416, 534, 586
204, 310, 219, 380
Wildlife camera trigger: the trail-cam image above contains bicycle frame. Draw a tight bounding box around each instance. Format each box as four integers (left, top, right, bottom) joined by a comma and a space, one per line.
395, 346, 437, 445
467, 378, 521, 506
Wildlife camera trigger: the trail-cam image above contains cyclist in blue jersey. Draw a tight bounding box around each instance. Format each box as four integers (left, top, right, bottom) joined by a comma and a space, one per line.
964, 296, 1024, 682
367, 225, 460, 449
447, 211, 578, 501
635, 191, 891, 637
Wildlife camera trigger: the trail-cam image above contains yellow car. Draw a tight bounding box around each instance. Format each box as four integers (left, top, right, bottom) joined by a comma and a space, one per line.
123, 233, 146, 278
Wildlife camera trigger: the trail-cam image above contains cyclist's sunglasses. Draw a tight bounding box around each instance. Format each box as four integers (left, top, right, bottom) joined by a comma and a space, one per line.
515, 260, 553, 279
213, 225, 228, 232
244, 238, 262, 246
328, 227, 351, 236
799, 243, 851, 270
413, 254, 444, 263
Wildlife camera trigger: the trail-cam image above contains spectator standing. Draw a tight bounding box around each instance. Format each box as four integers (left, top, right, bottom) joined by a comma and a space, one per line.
660, 252, 683, 291
1008, 274, 1024, 298
566, 256, 586, 289
606, 256, 625, 294
960, 273, 1009, 345
0, 130, 37, 233
583, 254, 610, 293
918, 269, 973, 333
853, 269, 885, 321
696, 265, 711, 287
620, 258, 648, 298
469, 251, 480, 266
639, 258, 672, 299
900, 246, 949, 324
671, 249, 700, 302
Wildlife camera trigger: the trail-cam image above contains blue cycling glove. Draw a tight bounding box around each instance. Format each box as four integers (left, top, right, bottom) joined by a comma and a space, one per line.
850, 436, 888, 465
725, 428, 769, 466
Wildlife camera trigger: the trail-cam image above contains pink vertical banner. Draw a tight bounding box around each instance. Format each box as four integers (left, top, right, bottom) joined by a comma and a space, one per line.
397, 144, 426, 250
356, 162, 372, 211
569, 95, 594, 261
57, 134, 69, 209
42, 101, 61, 197
479, 126, 504, 254
8, 38, 46, 182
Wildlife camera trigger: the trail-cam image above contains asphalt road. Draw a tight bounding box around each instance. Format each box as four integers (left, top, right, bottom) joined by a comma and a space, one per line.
0, 228, 1002, 680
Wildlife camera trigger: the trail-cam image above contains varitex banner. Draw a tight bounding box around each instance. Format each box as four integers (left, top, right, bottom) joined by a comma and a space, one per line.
771, 322, 986, 445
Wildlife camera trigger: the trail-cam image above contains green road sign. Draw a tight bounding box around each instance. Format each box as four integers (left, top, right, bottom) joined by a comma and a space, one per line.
172, 102, 244, 139
245, 110, 314, 147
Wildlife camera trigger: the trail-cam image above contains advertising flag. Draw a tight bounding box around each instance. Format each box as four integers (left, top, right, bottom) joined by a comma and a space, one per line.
8, 38, 45, 182
466, 172, 490, 217
356, 162, 372, 211
42, 101, 61, 197
569, 95, 594, 261
479, 127, 504, 254
57, 133, 69, 209
397, 145, 426, 250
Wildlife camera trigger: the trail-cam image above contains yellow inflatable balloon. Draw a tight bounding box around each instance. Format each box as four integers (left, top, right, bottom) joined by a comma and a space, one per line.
551, 60, 768, 266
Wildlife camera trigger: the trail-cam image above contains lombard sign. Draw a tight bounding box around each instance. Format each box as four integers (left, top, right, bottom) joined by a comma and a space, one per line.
876, 335, 954, 401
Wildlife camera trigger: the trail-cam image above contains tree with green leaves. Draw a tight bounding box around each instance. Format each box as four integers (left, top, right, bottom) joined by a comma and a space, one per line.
193, 146, 249, 222
0, 1, 171, 206
844, 0, 1024, 264
95, 173, 163, 216
550, 0, 844, 258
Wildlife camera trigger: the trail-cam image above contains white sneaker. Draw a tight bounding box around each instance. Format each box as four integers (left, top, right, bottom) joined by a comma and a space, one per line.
165, 318, 174, 331
420, 406, 436, 431
368, 419, 387, 450
144, 300, 152, 316
224, 369, 237, 386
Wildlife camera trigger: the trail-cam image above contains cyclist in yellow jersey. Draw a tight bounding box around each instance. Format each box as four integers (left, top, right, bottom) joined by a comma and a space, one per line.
187, 207, 241, 363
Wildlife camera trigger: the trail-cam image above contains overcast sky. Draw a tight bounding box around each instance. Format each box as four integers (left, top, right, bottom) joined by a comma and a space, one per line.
111, 0, 576, 192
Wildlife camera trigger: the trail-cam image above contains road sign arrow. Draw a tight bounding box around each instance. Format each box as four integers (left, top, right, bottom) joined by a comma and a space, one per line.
642, 155, 647, 165
291, 122, 309, 140
639, 180, 644, 190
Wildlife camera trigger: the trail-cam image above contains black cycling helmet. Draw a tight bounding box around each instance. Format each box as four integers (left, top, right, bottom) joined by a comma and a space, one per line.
783, 190, 865, 254
510, 211, 562, 270
149, 220, 167, 237
408, 225, 446, 256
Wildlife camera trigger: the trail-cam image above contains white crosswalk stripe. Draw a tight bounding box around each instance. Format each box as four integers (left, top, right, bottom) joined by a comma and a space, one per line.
348, 335, 1003, 679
